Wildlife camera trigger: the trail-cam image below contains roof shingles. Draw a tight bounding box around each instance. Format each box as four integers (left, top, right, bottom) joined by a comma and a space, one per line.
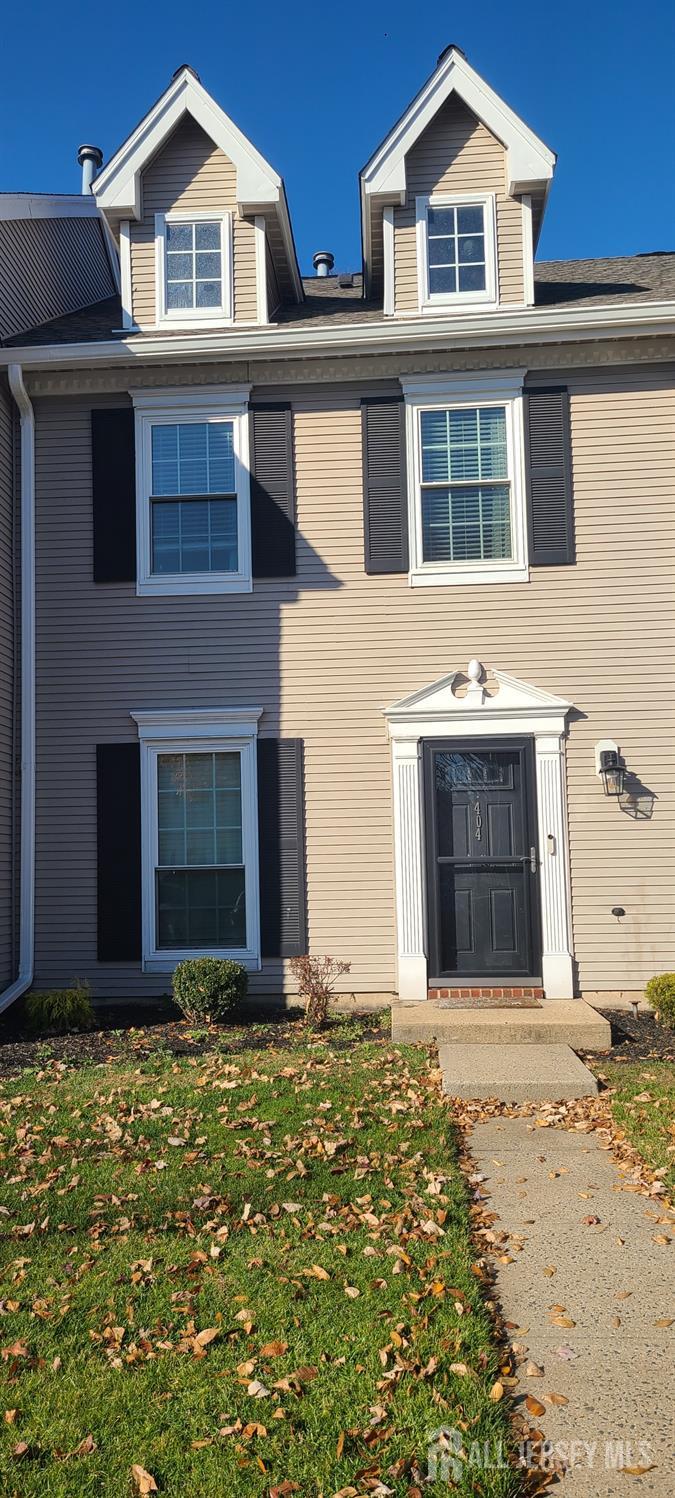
5, 253, 675, 348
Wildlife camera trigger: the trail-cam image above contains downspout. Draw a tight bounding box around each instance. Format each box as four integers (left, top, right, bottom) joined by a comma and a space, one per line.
0, 365, 35, 1011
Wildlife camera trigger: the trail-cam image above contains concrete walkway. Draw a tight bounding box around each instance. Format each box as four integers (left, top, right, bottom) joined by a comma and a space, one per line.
471, 1118, 675, 1495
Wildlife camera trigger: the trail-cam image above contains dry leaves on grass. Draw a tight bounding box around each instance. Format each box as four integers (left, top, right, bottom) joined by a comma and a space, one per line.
131, 1465, 158, 1494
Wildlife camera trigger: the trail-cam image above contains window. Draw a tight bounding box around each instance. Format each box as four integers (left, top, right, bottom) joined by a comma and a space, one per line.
402, 373, 529, 587
133, 387, 252, 596
416, 194, 496, 310
419, 406, 510, 562
155, 212, 232, 326
132, 708, 262, 972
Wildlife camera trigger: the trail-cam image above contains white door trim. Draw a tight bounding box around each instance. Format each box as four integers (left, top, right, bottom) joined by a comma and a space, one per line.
384, 662, 575, 1000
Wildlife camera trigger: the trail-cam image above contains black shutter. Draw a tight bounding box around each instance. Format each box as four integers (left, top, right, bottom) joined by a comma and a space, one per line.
96, 743, 142, 961
525, 387, 575, 566
257, 739, 307, 958
92, 408, 136, 583
250, 404, 296, 577
361, 396, 408, 574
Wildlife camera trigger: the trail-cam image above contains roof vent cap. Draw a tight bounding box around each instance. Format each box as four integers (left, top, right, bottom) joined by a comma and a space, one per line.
77, 144, 103, 194
312, 250, 335, 278
437, 43, 466, 66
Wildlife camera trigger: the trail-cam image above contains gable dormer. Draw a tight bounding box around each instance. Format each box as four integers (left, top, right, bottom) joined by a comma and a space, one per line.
360, 46, 555, 315
93, 66, 302, 331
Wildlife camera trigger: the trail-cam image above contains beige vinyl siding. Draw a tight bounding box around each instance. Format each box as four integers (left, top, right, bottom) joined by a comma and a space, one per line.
0, 218, 115, 342
0, 380, 15, 986
31, 367, 674, 999
394, 97, 525, 311
129, 116, 257, 327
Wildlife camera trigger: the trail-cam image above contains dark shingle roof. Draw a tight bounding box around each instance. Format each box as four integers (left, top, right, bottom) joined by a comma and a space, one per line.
6, 253, 675, 348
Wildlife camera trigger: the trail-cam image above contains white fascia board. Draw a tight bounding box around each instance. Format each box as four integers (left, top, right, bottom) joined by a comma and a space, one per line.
3, 299, 675, 370
93, 69, 282, 218
0, 193, 101, 221
362, 50, 555, 201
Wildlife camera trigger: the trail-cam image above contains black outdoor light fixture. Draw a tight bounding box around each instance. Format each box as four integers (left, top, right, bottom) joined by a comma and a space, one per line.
598, 748, 626, 797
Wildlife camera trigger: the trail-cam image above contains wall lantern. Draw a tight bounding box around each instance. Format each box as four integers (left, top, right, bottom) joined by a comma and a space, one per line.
595, 740, 626, 798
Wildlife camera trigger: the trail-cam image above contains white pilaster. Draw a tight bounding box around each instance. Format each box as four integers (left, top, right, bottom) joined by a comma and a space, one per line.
534, 733, 574, 998
391, 737, 427, 1000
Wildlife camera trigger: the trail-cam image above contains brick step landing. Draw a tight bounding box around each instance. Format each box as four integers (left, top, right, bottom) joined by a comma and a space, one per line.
391, 998, 611, 1050
438, 1043, 598, 1101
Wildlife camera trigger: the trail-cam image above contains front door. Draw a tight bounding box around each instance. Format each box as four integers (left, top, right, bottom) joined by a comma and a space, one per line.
424, 740, 540, 981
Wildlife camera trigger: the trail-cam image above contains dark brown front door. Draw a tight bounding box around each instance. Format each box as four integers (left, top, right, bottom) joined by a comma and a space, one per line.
424, 740, 540, 981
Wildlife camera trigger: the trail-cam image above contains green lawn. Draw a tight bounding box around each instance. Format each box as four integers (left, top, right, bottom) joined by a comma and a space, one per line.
0, 1036, 518, 1496
595, 1059, 675, 1198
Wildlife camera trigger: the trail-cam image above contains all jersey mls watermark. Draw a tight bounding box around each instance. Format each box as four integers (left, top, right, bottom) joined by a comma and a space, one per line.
427, 1427, 656, 1481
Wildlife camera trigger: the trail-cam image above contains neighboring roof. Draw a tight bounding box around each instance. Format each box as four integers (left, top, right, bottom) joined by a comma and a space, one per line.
0, 218, 117, 344
92, 65, 303, 303
6, 254, 675, 347
0, 193, 101, 221
361, 46, 555, 202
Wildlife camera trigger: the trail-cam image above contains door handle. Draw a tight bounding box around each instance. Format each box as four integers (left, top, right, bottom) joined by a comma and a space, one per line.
529, 847, 537, 874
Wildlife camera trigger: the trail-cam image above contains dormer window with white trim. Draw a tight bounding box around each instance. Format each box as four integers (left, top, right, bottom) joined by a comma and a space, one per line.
155, 211, 233, 326
416, 193, 497, 311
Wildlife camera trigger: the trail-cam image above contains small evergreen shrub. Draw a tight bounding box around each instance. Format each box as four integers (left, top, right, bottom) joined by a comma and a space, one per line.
645, 973, 675, 1029
172, 957, 248, 1022
25, 980, 95, 1035
289, 954, 351, 1030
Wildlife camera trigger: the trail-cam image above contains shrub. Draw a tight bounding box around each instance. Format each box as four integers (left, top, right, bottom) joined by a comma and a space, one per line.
172, 957, 248, 1023
645, 973, 675, 1030
289, 954, 351, 1030
25, 980, 95, 1035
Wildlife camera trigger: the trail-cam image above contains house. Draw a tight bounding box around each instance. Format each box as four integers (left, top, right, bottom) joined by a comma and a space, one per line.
0, 48, 673, 1014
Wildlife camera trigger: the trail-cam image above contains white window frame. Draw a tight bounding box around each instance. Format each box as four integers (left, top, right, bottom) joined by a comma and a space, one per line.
155, 209, 233, 328
416, 192, 498, 312
131, 707, 263, 974
132, 385, 252, 597
401, 372, 529, 588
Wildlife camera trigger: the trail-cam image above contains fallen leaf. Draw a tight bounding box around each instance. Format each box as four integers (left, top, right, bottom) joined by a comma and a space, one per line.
344, 1285, 360, 1299
654, 1318, 673, 1328
74, 1434, 97, 1455
12, 1442, 29, 1460
246, 1380, 271, 1398
581, 1215, 601, 1226
194, 1327, 219, 1348
545, 1392, 569, 1407
449, 1362, 469, 1376
259, 1340, 288, 1358
525, 1362, 544, 1377
131, 1466, 158, 1494
554, 1346, 578, 1361
525, 1396, 547, 1418
619, 1465, 657, 1476
489, 1381, 504, 1402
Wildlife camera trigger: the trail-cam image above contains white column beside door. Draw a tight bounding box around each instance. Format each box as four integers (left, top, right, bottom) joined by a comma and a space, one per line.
392, 739, 428, 1000
534, 733, 574, 998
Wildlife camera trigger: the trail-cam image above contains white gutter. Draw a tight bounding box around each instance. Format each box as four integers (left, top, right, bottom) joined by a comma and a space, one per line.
1, 366, 35, 1012
1, 298, 675, 371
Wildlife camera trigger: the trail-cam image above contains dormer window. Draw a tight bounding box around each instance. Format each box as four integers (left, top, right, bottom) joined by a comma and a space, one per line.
155, 211, 233, 327
416, 193, 497, 312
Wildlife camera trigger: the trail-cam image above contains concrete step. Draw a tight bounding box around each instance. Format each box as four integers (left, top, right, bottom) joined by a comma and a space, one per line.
391, 998, 611, 1050
439, 1042, 598, 1101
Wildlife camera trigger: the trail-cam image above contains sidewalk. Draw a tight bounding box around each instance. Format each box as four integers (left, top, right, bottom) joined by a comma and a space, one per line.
470, 1117, 674, 1495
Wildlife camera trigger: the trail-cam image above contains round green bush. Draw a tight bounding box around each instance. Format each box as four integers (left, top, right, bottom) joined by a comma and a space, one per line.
644, 973, 675, 1030
172, 957, 248, 1022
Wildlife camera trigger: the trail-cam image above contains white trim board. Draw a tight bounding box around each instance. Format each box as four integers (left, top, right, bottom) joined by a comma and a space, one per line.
384, 663, 574, 1001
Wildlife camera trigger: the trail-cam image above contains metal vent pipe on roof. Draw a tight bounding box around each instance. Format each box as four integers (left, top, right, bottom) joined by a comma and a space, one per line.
77, 144, 103, 194
312, 251, 334, 278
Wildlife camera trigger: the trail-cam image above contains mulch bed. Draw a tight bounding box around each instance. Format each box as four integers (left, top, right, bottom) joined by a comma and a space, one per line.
0, 1002, 390, 1080
579, 1007, 675, 1064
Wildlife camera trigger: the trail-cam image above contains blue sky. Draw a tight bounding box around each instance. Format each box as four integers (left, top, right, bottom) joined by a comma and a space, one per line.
2, 0, 674, 274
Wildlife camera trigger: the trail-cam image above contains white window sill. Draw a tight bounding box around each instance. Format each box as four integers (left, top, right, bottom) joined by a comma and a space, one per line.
409, 562, 529, 588
419, 298, 499, 315
137, 574, 253, 597
144, 950, 261, 974
155, 314, 234, 330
